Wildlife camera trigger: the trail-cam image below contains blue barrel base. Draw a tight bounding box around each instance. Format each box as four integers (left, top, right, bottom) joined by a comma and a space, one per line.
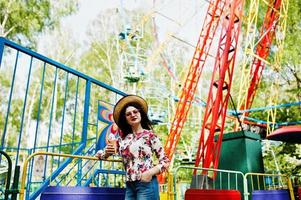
252, 189, 290, 200
41, 186, 126, 200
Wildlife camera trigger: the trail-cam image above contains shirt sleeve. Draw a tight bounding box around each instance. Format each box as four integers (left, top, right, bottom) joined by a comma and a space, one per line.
149, 132, 170, 173
95, 149, 107, 159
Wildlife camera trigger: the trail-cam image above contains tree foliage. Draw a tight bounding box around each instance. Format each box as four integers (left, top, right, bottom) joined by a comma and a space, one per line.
259, 0, 301, 175
0, 0, 79, 48
0, 0, 300, 185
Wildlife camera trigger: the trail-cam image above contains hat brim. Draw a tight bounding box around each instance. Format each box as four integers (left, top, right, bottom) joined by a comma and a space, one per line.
113, 95, 148, 126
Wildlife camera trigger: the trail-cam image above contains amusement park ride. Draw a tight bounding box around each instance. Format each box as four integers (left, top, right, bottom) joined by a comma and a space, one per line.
0, 0, 300, 199
163, 0, 296, 180
114, 0, 300, 190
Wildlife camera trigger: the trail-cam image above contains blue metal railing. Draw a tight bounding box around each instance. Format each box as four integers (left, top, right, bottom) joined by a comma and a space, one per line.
0, 37, 126, 199
55, 143, 96, 186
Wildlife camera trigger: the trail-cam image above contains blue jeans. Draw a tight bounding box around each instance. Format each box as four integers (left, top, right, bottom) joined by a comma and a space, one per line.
125, 176, 160, 200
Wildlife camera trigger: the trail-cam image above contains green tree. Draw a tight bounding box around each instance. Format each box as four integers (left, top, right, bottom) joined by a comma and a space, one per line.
0, 0, 79, 48
259, 0, 301, 176
0, 0, 80, 151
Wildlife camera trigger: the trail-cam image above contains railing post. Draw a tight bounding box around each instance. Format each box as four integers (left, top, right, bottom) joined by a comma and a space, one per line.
287, 177, 295, 200
82, 80, 91, 144
11, 166, 20, 200
243, 174, 249, 200
1, 51, 19, 152
77, 159, 82, 186
0, 150, 12, 200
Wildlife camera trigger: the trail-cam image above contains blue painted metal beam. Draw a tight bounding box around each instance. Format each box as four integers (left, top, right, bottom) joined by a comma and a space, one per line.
1, 51, 19, 150
0, 37, 127, 96
228, 101, 301, 115
0, 38, 4, 68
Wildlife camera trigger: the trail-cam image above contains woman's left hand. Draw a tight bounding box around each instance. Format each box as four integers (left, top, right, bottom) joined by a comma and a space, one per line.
140, 171, 152, 182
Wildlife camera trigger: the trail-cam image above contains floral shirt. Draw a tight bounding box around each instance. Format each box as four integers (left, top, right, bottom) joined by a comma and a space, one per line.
98, 129, 170, 182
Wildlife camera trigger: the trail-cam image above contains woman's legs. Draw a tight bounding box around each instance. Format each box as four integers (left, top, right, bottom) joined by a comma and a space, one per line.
137, 176, 159, 200
151, 176, 160, 200
125, 176, 160, 200
125, 181, 136, 200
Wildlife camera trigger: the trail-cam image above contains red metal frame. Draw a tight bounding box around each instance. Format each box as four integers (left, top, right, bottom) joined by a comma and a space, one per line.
194, 0, 244, 172
164, 0, 226, 162
161, 0, 283, 182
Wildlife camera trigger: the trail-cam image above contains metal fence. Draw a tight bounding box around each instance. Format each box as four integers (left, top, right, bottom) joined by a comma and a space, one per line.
172, 166, 245, 200
19, 152, 124, 200
171, 167, 297, 200
0, 37, 126, 199
244, 172, 295, 200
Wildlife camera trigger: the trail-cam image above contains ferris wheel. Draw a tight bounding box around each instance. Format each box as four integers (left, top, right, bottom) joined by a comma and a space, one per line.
116, 0, 206, 128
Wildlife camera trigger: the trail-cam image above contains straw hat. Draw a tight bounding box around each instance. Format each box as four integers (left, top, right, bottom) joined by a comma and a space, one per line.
113, 95, 148, 126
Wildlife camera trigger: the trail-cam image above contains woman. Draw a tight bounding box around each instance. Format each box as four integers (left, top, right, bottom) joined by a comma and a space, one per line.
96, 95, 170, 200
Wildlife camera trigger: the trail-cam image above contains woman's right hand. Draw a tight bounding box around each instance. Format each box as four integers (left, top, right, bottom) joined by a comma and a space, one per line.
104, 143, 116, 156
95, 143, 116, 159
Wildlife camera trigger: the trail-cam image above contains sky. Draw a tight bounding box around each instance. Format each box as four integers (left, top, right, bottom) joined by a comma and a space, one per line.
61, 0, 207, 49
53, 0, 213, 99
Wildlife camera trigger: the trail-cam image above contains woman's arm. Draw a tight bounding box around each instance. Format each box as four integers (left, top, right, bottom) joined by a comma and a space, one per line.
141, 165, 161, 182
95, 143, 116, 159
141, 132, 170, 182
150, 133, 170, 172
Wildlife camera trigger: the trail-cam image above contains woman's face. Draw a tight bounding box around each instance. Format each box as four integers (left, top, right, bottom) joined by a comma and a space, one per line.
125, 106, 141, 127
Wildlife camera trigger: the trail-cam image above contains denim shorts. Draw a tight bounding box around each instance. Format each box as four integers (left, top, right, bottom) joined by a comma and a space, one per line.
125, 176, 160, 200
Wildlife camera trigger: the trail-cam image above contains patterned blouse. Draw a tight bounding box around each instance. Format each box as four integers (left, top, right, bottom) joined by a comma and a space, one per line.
98, 129, 170, 182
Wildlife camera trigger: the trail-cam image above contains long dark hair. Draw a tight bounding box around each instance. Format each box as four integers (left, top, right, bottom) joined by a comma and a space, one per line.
117, 102, 152, 139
